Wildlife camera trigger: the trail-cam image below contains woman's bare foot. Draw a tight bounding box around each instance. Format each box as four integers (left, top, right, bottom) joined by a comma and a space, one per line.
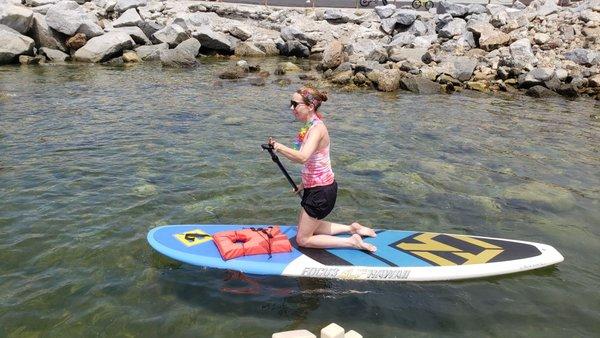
350, 222, 377, 238
350, 234, 377, 252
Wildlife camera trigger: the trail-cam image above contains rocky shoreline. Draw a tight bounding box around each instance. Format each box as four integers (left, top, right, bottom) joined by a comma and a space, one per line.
1, 0, 599, 99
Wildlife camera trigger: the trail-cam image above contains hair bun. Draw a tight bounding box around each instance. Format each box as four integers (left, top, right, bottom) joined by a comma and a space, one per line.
318, 90, 328, 102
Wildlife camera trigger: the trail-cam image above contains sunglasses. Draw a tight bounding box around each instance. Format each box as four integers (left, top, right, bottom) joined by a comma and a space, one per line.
290, 100, 304, 109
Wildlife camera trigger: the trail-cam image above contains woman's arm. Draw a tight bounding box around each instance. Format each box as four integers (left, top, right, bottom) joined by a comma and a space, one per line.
270, 125, 324, 164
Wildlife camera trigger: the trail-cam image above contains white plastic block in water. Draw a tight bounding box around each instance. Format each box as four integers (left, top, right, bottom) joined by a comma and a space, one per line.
320, 323, 345, 338
344, 330, 363, 338
272, 329, 316, 338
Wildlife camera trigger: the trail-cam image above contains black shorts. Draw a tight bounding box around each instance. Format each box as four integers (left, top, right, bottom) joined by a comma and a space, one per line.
301, 181, 338, 220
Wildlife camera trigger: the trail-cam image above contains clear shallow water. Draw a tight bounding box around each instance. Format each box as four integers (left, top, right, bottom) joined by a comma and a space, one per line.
1, 59, 599, 337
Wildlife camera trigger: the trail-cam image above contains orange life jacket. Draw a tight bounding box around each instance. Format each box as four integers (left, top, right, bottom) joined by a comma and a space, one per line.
212, 226, 292, 260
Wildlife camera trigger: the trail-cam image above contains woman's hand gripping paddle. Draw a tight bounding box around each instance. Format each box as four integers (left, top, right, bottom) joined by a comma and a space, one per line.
261, 143, 301, 197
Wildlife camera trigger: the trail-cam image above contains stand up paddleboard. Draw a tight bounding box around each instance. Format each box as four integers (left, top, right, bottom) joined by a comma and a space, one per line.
147, 224, 564, 281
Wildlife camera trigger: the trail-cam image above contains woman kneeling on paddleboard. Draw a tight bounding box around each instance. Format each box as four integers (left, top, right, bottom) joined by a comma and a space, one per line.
268, 86, 377, 252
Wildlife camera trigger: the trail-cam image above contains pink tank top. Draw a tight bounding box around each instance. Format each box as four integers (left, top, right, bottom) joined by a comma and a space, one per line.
301, 119, 335, 188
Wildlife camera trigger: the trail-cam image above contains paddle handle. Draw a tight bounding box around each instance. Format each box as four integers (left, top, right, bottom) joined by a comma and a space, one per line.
261, 143, 299, 192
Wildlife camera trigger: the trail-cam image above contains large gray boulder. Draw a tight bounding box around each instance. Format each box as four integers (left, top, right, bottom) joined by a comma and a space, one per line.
77, 21, 103, 38
174, 37, 200, 57
172, 12, 218, 31
228, 26, 252, 41
139, 20, 162, 43
29, 13, 66, 52
234, 41, 266, 57
347, 39, 387, 63
192, 27, 235, 53
467, 21, 510, 51
277, 40, 310, 58
389, 32, 416, 48
0, 4, 34, 34
321, 39, 344, 70
114, 0, 147, 13
400, 77, 442, 94
537, 0, 559, 17
380, 17, 398, 35
407, 20, 428, 36
135, 42, 167, 60
254, 39, 279, 56
375, 5, 396, 19
579, 9, 600, 23
438, 18, 466, 39
73, 31, 134, 62
45, 1, 87, 36
467, 4, 487, 15
111, 26, 150, 45
113, 8, 142, 28
280, 26, 316, 47
159, 48, 198, 68
437, 1, 469, 17
0, 24, 35, 64
25, 0, 61, 6
388, 47, 428, 64
412, 35, 437, 49
564, 48, 599, 66
396, 9, 417, 26
526, 85, 559, 98
323, 9, 350, 23
376, 69, 402, 92
486, 4, 508, 27
437, 56, 477, 81
39, 47, 69, 61
509, 38, 536, 68
518, 67, 555, 88
152, 24, 188, 47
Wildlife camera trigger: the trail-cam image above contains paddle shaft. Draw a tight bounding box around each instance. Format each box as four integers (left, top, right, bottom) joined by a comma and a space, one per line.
261, 144, 299, 193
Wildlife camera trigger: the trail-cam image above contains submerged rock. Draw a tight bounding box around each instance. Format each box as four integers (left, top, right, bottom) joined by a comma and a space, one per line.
400, 77, 442, 94
159, 49, 198, 68
526, 85, 559, 97
347, 159, 394, 174
135, 42, 168, 61
381, 172, 433, 199
503, 181, 576, 211
133, 183, 156, 196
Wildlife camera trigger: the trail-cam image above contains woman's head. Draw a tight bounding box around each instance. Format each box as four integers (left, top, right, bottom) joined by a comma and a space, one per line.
291, 86, 328, 121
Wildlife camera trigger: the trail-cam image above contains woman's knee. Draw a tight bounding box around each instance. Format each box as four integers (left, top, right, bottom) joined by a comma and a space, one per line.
296, 235, 311, 247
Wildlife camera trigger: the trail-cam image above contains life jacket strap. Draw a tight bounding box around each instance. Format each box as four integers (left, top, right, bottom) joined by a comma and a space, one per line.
184, 233, 211, 242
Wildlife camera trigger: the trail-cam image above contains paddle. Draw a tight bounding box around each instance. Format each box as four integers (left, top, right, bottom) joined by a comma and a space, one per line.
261, 143, 300, 194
